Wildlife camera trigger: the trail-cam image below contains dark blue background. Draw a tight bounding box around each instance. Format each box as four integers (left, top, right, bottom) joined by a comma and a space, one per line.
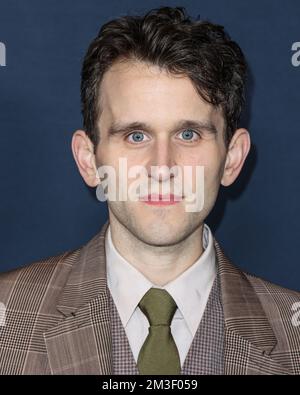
0, 0, 299, 291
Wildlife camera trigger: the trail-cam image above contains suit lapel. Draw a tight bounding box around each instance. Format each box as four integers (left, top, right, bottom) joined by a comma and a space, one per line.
44, 221, 112, 374
215, 240, 291, 375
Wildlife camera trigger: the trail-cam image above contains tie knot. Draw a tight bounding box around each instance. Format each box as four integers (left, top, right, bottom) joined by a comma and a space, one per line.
138, 288, 177, 326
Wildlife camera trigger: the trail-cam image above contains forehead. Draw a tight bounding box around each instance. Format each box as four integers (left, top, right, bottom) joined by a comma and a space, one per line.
99, 59, 224, 131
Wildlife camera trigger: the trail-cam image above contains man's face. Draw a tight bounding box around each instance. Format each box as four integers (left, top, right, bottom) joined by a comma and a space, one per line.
95, 59, 228, 246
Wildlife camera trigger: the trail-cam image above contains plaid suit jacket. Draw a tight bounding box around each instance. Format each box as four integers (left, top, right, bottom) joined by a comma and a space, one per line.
0, 220, 299, 375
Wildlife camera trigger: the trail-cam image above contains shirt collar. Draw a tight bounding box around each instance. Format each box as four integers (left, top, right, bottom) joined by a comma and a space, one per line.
106, 223, 216, 335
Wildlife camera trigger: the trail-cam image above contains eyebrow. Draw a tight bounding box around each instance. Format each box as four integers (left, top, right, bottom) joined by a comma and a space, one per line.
106, 119, 219, 137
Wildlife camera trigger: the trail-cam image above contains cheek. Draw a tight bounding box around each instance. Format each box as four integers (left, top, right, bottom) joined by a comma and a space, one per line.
192, 151, 226, 193
203, 166, 221, 197
95, 150, 147, 192
95, 143, 124, 168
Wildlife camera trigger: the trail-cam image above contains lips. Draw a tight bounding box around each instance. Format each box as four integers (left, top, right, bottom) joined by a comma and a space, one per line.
139, 193, 183, 205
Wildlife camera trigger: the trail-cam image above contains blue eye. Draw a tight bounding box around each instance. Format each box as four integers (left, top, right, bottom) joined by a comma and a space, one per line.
127, 131, 149, 143
179, 129, 200, 142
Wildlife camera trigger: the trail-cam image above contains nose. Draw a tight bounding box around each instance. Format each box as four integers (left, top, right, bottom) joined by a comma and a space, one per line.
148, 139, 176, 182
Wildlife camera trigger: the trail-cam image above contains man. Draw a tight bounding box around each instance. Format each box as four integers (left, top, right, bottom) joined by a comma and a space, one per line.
0, 6, 299, 375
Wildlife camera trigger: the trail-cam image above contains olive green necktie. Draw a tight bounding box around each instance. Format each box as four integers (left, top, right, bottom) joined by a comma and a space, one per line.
137, 288, 181, 375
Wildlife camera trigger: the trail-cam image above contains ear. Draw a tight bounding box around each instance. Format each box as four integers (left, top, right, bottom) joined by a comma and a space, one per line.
71, 130, 100, 187
221, 128, 251, 187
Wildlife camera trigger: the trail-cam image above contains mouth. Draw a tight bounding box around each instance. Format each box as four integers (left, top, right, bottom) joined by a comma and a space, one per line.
139, 193, 183, 206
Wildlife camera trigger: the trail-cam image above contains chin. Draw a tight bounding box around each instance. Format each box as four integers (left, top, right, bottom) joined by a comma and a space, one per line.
133, 223, 184, 246
138, 234, 182, 247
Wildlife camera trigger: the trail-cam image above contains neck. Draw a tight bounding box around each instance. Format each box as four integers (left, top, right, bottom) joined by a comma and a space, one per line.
108, 216, 204, 286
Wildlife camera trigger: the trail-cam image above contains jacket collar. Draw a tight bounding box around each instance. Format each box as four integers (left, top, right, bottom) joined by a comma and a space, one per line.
56, 221, 110, 316
214, 239, 277, 353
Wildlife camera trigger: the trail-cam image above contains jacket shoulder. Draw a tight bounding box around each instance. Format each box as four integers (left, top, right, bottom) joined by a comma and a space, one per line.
0, 248, 81, 307
0, 248, 83, 374
245, 272, 300, 345
246, 271, 300, 301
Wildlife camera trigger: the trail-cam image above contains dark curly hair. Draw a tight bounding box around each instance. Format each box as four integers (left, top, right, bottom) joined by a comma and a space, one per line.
81, 6, 247, 148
